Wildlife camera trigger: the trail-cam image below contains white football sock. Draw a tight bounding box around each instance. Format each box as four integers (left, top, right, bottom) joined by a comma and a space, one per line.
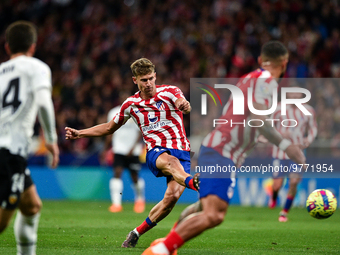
110, 178, 123, 206
133, 228, 140, 237
14, 211, 40, 255
132, 178, 145, 201
152, 242, 170, 255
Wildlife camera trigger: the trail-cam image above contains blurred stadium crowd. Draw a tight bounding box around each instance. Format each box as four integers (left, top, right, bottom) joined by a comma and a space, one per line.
1, 0, 340, 158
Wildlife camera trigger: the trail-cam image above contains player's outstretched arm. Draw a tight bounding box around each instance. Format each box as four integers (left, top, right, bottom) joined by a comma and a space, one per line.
175, 98, 191, 114
251, 102, 306, 165
36, 88, 60, 168
65, 119, 121, 140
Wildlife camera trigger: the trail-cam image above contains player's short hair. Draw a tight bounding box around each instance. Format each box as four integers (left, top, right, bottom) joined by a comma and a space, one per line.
261, 41, 288, 64
5, 21, 37, 54
130, 58, 155, 77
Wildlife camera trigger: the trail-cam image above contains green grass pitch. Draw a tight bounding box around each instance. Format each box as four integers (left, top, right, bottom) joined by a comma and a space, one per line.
1, 201, 339, 254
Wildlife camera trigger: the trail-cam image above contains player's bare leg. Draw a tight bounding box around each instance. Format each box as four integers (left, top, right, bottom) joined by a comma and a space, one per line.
161, 201, 202, 238
156, 153, 198, 190
279, 173, 301, 222
0, 208, 16, 233
122, 179, 185, 248
269, 178, 284, 209
148, 179, 185, 223
14, 184, 42, 255
143, 195, 228, 255
178, 201, 202, 224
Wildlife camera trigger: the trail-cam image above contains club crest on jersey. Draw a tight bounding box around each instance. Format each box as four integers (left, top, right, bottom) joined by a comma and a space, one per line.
156, 101, 165, 111
9, 194, 18, 204
148, 114, 158, 123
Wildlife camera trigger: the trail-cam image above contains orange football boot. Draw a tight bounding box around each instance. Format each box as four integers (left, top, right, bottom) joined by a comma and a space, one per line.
133, 199, 145, 213
108, 204, 123, 213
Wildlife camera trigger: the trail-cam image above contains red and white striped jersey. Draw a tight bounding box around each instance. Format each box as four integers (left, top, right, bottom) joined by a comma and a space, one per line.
202, 69, 278, 165
113, 85, 190, 151
272, 103, 317, 159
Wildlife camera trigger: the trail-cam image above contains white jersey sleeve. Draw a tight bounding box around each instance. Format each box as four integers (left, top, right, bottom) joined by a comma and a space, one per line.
166, 86, 186, 104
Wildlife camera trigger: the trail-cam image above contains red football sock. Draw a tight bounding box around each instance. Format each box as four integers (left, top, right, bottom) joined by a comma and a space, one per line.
283, 195, 295, 213
136, 217, 156, 235
163, 230, 185, 253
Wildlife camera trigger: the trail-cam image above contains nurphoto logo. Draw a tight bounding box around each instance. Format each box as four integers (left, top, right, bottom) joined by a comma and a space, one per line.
198, 83, 312, 128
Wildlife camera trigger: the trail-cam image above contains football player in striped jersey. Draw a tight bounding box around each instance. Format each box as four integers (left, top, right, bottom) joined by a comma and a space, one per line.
65, 58, 198, 248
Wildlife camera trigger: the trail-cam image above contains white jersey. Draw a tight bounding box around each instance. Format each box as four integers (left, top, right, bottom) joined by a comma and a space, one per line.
272, 103, 317, 159
0, 56, 54, 158
108, 106, 142, 156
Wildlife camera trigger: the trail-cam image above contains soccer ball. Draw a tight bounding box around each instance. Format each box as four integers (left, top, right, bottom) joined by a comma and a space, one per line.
306, 189, 337, 219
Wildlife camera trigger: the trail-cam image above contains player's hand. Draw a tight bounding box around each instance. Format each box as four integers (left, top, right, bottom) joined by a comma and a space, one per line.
65, 127, 80, 140
285, 144, 306, 166
45, 143, 59, 168
302, 138, 311, 149
177, 100, 191, 114
257, 135, 268, 143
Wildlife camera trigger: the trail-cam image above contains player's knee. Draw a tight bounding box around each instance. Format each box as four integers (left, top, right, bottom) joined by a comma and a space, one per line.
114, 169, 123, 178
290, 178, 300, 186
167, 156, 180, 171
163, 193, 180, 208
205, 211, 225, 228
21, 200, 42, 216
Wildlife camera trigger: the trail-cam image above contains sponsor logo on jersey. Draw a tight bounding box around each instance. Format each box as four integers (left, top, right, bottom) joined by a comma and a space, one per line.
148, 114, 158, 123
142, 120, 172, 132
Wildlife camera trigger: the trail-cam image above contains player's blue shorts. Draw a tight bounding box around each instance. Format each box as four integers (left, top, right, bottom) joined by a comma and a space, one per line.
272, 158, 300, 178
198, 146, 236, 203
146, 146, 191, 178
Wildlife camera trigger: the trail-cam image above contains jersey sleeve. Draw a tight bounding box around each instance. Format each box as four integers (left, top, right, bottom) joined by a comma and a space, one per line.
113, 100, 131, 125
31, 62, 52, 91
306, 105, 318, 143
168, 86, 186, 103
253, 78, 278, 108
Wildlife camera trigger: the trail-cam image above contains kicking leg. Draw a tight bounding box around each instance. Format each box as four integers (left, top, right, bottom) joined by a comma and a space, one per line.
15, 184, 42, 255
122, 179, 184, 248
